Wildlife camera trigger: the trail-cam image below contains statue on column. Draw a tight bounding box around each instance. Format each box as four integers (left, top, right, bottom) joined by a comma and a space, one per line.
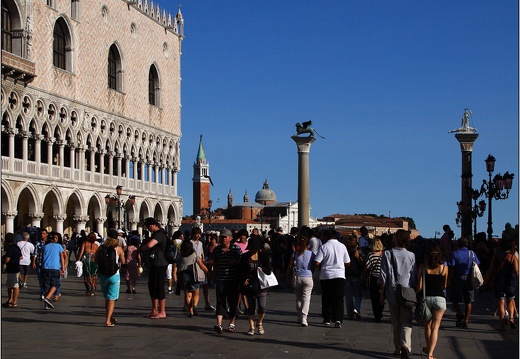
294, 120, 325, 139
449, 108, 477, 134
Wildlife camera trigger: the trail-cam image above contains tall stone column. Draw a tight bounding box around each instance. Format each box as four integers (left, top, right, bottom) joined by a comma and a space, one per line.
455, 133, 478, 239
292, 135, 315, 227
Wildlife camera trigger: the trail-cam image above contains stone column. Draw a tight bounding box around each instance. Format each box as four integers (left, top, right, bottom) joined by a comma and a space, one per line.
35, 134, 42, 175
73, 215, 89, 233
455, 133, 479, 239
291, 135, 315, 227
21, 131, 28, 169
58, 140, 65, 177
95, 217, 107, 236
28, 212, 44, 228
7, 128, 15, 172
2, 211, 18, 234
53, 214, 66, 234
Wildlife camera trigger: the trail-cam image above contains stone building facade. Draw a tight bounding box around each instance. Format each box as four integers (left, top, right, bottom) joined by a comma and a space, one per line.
1, 0, 184, 236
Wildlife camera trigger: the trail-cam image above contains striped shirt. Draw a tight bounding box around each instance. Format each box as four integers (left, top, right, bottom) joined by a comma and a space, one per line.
366, 251, 382, 278
212, 243, 242, 282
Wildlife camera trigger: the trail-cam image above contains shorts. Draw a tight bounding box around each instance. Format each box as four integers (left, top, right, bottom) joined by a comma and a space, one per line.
166, 264, 173, 280
450, 275, 474, 304
494, 286, 516, 300
6, 273, 20, 288
42, 269, 61, 293
425, 296, 446, 311
20, 265, 30, 277
100, 273, 121, 301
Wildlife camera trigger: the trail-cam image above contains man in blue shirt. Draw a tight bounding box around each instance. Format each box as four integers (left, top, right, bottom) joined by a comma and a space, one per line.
448, 237, 480, 328
41, 234, 65, 310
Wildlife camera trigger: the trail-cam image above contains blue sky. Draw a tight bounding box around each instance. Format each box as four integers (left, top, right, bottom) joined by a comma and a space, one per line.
157, 1, 518, 238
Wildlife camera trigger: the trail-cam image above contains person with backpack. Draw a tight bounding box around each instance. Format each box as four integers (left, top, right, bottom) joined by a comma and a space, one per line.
95, 229, 125, 327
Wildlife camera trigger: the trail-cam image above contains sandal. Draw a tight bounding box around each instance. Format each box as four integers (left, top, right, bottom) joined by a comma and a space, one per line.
227, 323, 236, 332
105, 323, 115, 327
257, 323, 264, 335
247, 327, 255, 336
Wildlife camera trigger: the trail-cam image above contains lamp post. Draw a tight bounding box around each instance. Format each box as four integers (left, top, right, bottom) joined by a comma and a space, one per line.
470, 189, 486, 238
478, 154, 514, 241
105, 185, 136, 230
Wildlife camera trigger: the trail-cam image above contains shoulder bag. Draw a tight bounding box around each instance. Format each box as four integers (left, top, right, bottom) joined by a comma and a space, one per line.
468, 251, 484, 289
391, 251, 417, 307
257, 267, 278, 290
414, 268, 432, 324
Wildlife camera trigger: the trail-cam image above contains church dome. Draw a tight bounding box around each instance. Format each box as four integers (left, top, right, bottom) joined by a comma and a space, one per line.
255, 180, 277, 205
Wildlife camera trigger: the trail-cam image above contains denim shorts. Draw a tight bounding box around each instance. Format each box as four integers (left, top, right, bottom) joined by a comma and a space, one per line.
425, 296, 446, 311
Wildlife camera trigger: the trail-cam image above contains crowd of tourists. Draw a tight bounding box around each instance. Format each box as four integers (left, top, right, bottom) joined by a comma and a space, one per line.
2, 222, 518, 359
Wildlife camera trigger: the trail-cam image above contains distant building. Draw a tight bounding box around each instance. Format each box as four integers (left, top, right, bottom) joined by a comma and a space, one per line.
317, 214, 420, 238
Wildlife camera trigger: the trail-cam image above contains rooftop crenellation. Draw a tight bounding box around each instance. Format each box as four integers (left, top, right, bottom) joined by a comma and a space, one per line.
126, 0, 184, 36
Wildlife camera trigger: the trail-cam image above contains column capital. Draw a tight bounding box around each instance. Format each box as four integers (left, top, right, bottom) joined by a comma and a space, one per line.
2, 211, 18, 218
53, 214, 67, 221
73, 215, 90, 223
455, 133, 479, 152
95, 217, 107, 223
291, 135, 315, 153
28, 212, 44, 220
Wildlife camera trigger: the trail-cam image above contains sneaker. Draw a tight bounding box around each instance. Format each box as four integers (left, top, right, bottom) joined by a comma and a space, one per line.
353, 309, 361, 319
334, 321, 342, 328
227, 323, 236, 332
168, 288, 173, 294
214, 325, 223, 334
205, 304, 216, 311
42, 297, 54, 309
301, 320, 308, 327
44, 304, 52, 310
23, 283, 27, 288
323, 321, 331, 326
193, 307, 198, 316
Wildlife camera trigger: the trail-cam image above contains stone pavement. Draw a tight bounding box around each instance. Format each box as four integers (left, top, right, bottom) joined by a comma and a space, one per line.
1, 269, 518, 359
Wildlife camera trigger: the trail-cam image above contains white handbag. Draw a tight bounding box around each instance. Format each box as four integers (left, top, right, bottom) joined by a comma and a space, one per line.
257, 267, 278, 290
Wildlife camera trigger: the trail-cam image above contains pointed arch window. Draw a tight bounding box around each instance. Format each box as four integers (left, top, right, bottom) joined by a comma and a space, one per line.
1, 5, 12, 53
53, 18, 72, 71
108, 44, 122, 91
148, 65, 160, 106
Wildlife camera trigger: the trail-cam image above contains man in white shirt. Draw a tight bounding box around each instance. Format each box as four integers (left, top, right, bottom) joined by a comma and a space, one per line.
17, 232, 35, 288
314, 229, 350, 328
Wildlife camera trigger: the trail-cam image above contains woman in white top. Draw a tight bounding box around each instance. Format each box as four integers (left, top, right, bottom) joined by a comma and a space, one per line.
314, 229, 350, 328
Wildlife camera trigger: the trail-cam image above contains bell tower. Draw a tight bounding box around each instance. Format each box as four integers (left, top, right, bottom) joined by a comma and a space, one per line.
193, 135, 211, 216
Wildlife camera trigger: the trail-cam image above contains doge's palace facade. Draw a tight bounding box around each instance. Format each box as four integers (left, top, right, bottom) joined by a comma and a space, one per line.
1, 0, 184, 236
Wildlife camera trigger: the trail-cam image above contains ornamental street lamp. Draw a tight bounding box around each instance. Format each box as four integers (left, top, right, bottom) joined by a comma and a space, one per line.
105, 185, 136, 230
478, 154, 514, 241
470, 189, 486, 238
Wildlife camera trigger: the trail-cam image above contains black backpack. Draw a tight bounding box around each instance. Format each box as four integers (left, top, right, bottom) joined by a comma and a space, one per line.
97, 245, 119, 276
164, 238, 176, 264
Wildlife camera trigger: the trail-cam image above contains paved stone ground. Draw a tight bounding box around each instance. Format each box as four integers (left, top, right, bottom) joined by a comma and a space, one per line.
1, 268, 518, 359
